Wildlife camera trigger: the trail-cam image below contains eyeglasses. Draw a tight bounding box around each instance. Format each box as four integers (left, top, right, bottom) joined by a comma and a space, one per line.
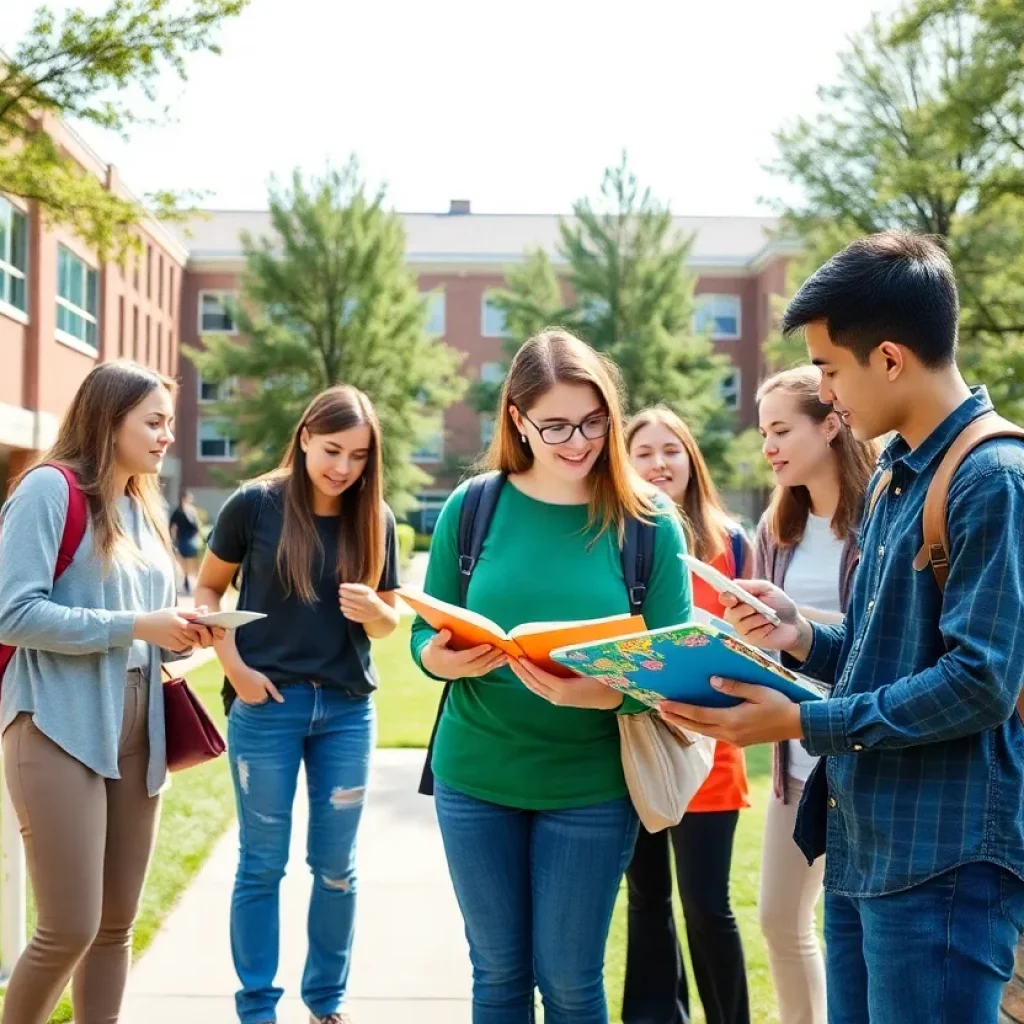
519, 409, 612, 446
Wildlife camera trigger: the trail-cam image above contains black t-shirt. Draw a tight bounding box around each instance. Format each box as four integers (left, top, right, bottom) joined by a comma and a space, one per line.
209, 482, 400, 712
170, 506, 201, 543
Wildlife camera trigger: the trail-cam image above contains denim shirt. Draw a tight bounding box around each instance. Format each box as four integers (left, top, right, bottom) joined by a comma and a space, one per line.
794, 388, 1024, 897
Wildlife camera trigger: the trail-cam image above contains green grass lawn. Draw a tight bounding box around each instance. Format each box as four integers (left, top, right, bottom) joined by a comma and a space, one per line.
5, 619, 791, 1023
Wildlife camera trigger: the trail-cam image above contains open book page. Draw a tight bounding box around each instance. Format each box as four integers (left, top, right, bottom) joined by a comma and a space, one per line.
512, 613, 646, 675
396, 588, 520, 656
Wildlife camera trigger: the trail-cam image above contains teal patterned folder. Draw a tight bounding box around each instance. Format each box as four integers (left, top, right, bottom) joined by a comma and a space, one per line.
550, 621, 825, 709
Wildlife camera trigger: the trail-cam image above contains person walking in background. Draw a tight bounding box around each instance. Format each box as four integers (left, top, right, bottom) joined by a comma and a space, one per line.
0, 361, 217, 1024
411, 330, 692, 1023
194, 385, 400, 1024
170, 489, 203, 595
753, 367, 876, 1024
622, 405, 752, 1024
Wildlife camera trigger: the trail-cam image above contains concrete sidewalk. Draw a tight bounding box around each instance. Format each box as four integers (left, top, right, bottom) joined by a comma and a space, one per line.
120, 749, 471, 1023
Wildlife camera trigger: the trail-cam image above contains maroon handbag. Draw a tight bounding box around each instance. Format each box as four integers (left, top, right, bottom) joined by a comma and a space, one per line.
162, 666, 226, 772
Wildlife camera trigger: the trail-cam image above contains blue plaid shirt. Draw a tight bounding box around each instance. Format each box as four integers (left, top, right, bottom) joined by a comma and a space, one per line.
796, 388, 1024, 897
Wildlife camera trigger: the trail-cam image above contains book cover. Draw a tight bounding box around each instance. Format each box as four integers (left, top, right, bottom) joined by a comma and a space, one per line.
550, 622, 825, 708
398, 587, 646, 675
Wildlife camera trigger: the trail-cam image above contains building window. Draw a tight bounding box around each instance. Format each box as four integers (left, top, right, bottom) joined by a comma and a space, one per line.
56, 245, 99, 351
720, 369, 741, 410
169, 266, 176, 311
197, 418, 239, 461
480, 361, 504, 385
694, 294, 741, 340
426, 291, 445, 335
412, 420, 444, 464
145, 315, 151, 363
118, 296, 125, 357
480, 414, 495, 449
198, 373, 238, 403
481, 294, 509, 338
0, 198, 28, 314
157, 324, 163, 372
158, 254, 164, 308
199, 291, 237, 333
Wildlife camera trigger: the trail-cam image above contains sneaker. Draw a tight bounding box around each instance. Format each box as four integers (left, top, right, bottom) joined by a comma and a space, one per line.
310, 1015, 352, 1024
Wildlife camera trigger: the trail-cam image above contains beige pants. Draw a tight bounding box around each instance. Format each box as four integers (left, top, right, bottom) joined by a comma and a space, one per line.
759, 777, 827, 1024
1, 669, 161, 1024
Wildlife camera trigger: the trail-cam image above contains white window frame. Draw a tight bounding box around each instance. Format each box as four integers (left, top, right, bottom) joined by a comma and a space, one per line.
55, 245, 99, 354
198, 290, 238, 334
0, 198, 28, 323
720, 368, 742, 411
411, 420, 445, 464
197, 373, 239, 404
481, 294, 509, 338
694, 294, 742, 341
196, 417, 239, 462
426, 290, 446, 335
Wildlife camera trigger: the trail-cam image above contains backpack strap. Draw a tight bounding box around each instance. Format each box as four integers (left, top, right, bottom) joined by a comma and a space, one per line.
419, 472, 506, 798
912, 413, 1024, 591
45, 464, 89, 578
457, 472, 506, 606
866, 469, 892, 523
622, 515, 656, 616
728, 525, 746, 578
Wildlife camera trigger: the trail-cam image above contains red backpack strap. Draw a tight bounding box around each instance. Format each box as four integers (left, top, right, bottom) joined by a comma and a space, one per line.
42, 463, 89, 579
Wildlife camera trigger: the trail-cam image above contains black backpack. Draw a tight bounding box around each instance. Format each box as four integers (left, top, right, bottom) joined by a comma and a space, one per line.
417, 471, 656, 796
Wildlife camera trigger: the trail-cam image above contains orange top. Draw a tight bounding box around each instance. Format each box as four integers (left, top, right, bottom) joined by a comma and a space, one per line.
686, 538, 752, 814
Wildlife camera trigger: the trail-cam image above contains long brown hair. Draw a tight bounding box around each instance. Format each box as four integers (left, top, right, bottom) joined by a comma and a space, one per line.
17, 361, 175, 562
258, 385, 385, 603
626, 406, 734, 562
757, 366, 878, 545
484, 328, 656, 539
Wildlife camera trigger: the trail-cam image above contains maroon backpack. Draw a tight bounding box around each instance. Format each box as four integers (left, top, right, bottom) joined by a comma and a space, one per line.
0, 464, 89, 689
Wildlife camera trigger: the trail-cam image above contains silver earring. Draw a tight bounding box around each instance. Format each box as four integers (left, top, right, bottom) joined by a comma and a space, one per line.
520, 434, 528, 443
826, 436, 833, 449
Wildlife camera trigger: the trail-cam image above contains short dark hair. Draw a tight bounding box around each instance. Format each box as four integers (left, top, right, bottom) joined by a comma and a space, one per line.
781, 231, 959, 368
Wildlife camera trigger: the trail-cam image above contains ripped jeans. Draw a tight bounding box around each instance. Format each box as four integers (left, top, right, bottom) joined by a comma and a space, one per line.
227, 682, 375, 1024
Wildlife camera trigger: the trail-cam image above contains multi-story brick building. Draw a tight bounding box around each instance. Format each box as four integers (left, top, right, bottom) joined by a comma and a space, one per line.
0, 116, 187, 499
173, 202, 795, 523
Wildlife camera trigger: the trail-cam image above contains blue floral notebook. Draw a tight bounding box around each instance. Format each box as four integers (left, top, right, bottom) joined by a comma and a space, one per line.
550, 618, 825, 709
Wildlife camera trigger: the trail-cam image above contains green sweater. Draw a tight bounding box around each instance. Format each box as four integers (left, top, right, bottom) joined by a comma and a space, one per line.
410, 479, 692, 810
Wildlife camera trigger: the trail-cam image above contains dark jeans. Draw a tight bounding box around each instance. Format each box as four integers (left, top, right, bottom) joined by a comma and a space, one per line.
434, 781, 638, 1024
623, 811, 750, 1024
825, 861, 1024, 1024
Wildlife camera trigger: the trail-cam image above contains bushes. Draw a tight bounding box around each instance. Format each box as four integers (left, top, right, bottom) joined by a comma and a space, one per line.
414, 532, 432, 552
396, 523, 416, 566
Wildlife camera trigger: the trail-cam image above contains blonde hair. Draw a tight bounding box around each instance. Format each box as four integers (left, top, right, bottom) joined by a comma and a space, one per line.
483, 328, 656, 538
18, 361, 175, 563
626, 406, 734, 562
256, 385, 386, 604
757, 366, 878, 544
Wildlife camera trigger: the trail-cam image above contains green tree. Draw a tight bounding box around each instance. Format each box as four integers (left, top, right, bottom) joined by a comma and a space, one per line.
482, 155, 736, 473
1, 0, 248, 260
769, 1, 1024, 417
187, 161, 465, 516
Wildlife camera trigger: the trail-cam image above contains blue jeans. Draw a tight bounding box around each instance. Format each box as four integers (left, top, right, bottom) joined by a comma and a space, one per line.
227, 683, 375, 1024
434, 781, 639, 1024
825, 861, 1024, 1024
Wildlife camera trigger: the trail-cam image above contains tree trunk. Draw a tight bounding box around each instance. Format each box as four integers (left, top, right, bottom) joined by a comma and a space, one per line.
1002, 937, 1024, 1022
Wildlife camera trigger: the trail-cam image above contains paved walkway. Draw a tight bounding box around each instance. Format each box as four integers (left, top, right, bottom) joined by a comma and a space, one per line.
120, 749, 471, 1023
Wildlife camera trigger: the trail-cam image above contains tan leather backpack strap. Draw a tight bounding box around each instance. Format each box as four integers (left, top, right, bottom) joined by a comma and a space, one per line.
866, 469, 892, 521
914, 413, 1024, 591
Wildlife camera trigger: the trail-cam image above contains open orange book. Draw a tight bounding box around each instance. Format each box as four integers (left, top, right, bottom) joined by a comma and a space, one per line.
398, 587, 646, 676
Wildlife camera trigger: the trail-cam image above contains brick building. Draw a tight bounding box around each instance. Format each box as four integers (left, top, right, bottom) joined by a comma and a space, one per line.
0, 116, 187, 499
172, 203, 795, 523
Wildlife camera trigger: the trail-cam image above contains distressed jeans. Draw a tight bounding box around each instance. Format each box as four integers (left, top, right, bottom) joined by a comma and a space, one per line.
227, 682, 375, 1024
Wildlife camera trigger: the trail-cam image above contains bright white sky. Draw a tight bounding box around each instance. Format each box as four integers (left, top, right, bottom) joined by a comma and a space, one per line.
3, 0, 904, 216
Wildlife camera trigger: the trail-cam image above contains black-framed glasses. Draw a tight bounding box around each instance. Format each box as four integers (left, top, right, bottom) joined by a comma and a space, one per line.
519, 409, 611, 446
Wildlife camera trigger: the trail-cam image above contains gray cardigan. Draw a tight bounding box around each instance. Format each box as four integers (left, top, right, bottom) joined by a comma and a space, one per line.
0, 467, 182, 797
